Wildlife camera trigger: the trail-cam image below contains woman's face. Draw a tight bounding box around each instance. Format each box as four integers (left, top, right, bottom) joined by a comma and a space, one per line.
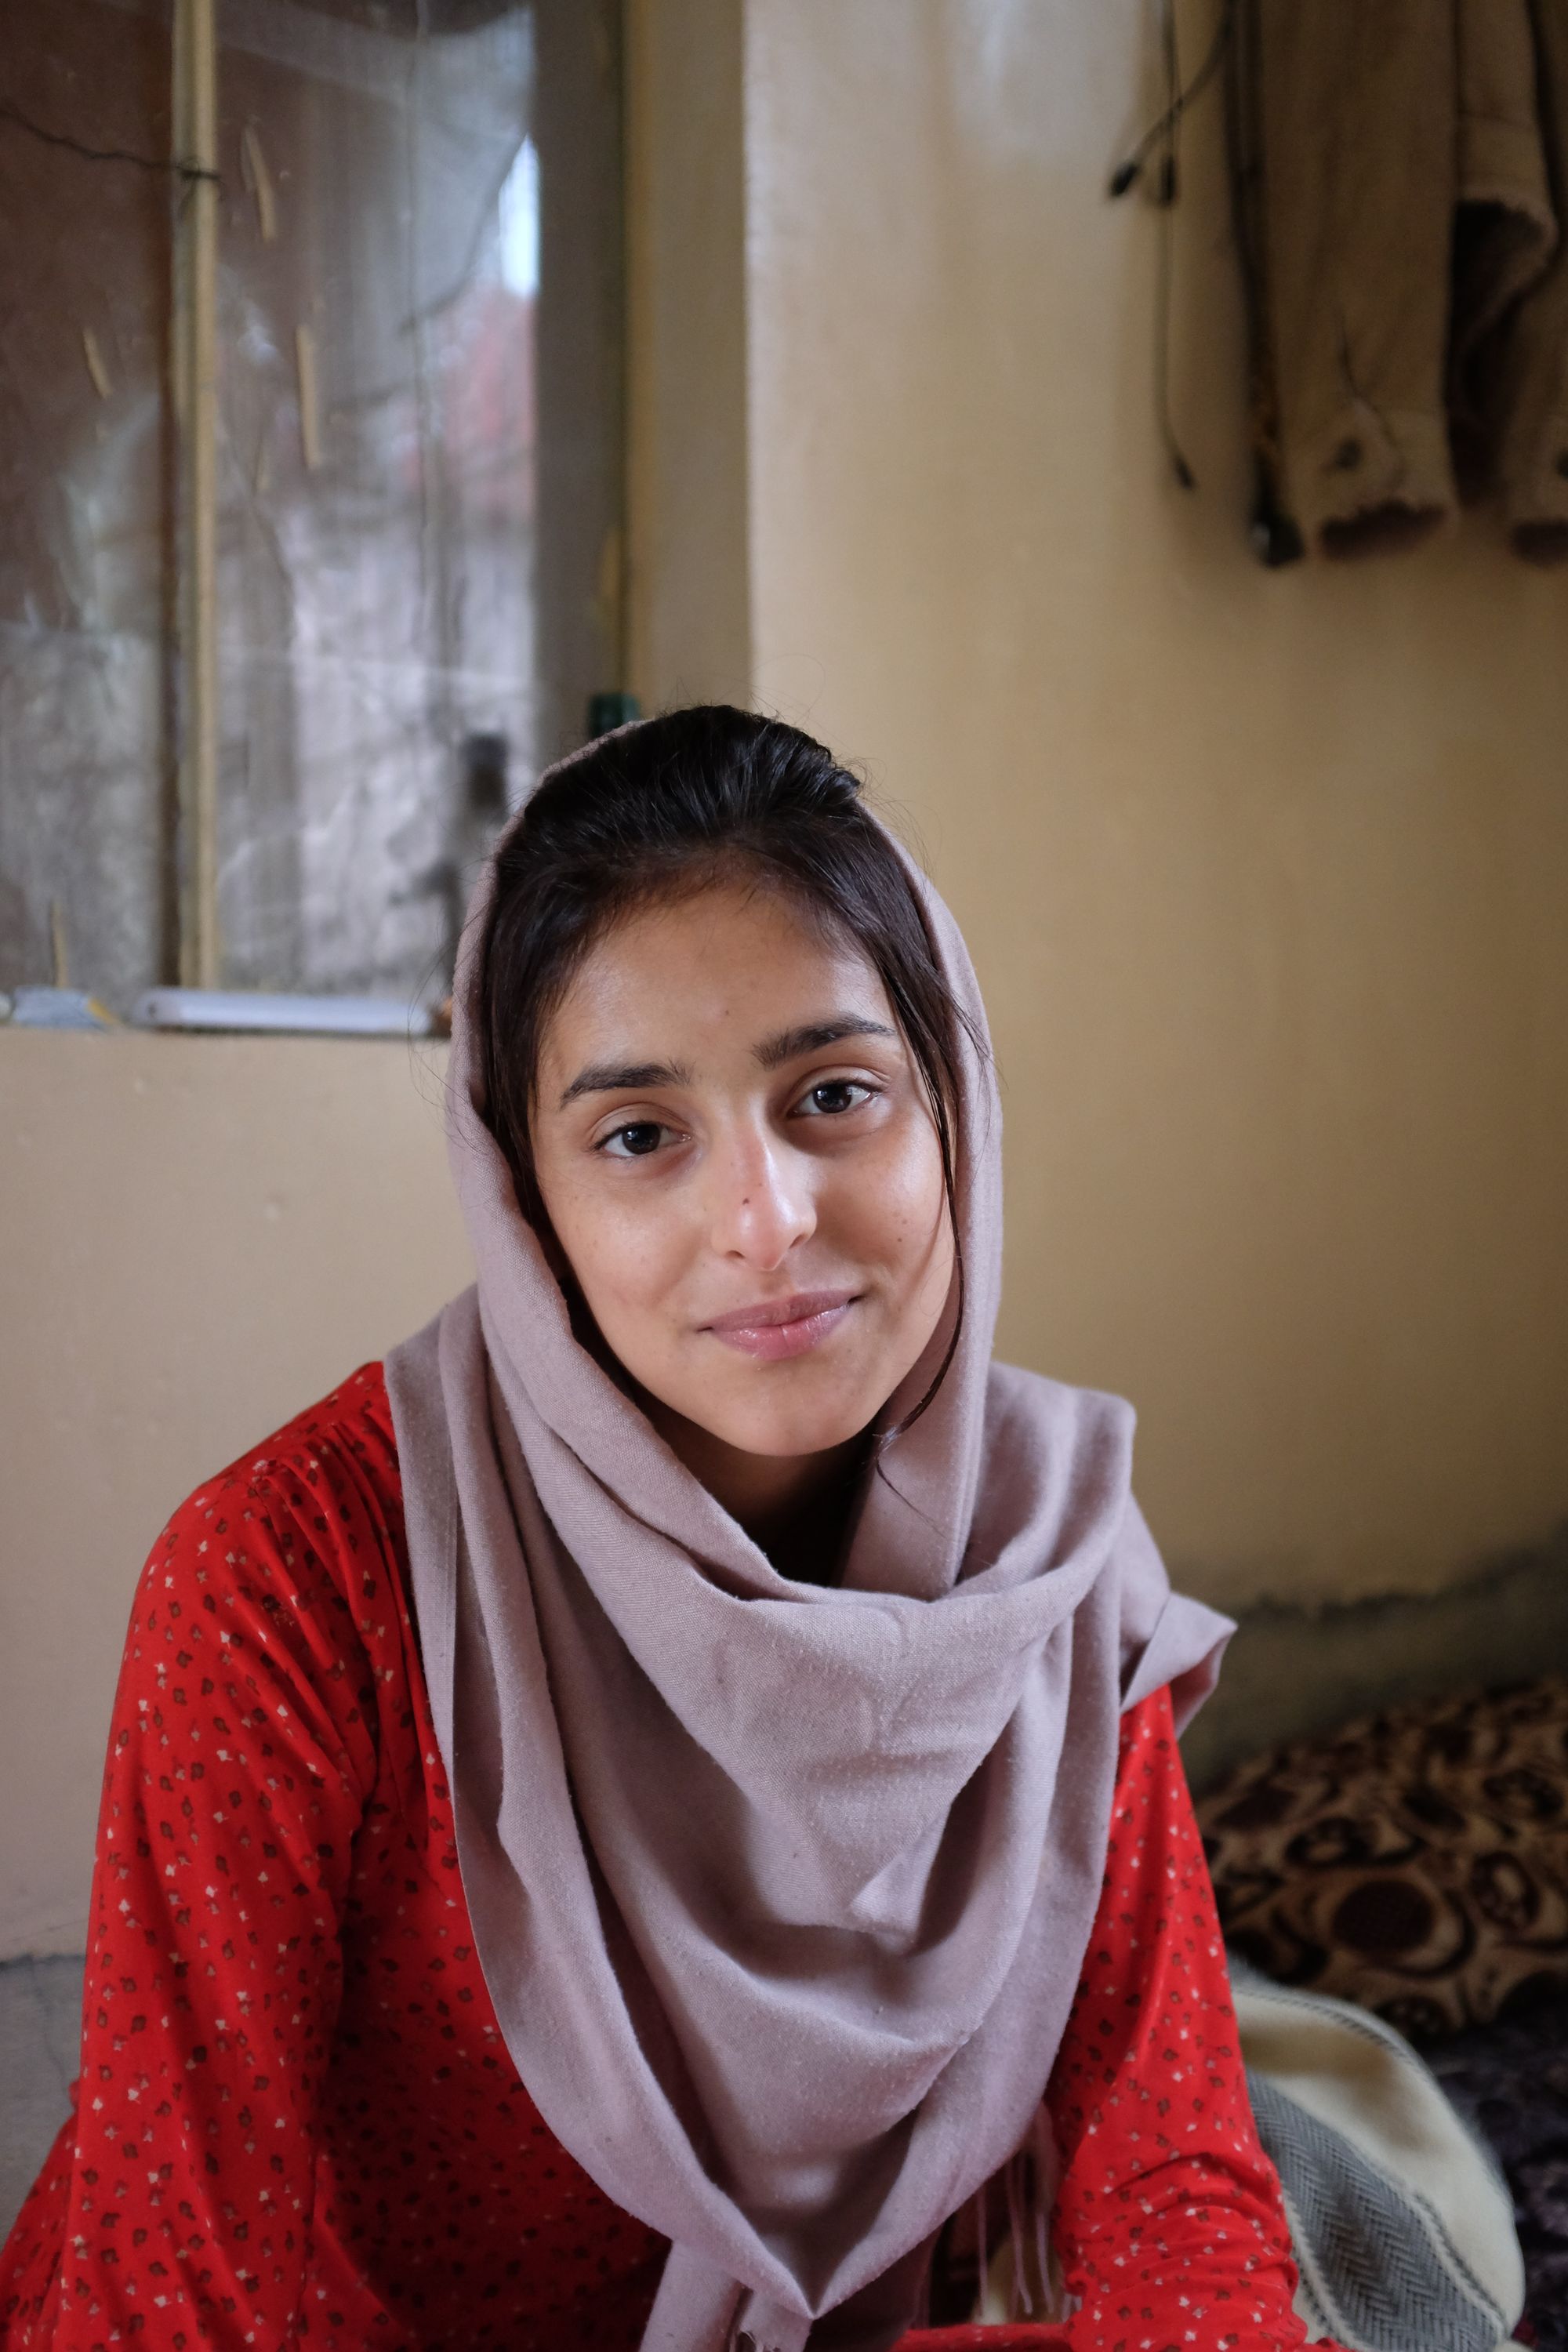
529, 880, 956, 1496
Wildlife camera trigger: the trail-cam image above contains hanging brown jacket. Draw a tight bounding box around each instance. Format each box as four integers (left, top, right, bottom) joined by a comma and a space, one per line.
1493, 2, 1568, 557
1234, 0, 1568, 561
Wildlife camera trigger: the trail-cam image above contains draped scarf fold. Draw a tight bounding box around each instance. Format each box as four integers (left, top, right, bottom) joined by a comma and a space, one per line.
386, 745, 1233, 2351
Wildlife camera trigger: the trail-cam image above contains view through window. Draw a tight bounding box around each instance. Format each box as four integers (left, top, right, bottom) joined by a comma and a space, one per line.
0, 0, 624, 1010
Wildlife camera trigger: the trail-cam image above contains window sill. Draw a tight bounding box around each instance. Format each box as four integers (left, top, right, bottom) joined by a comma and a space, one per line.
1, 988, 446, 1040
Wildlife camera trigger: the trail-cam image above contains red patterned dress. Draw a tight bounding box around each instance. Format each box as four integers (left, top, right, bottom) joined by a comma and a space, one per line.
2, 1367, 1330, 2351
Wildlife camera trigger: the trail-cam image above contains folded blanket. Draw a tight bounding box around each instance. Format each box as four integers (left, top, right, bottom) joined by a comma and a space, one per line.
1232, 1959, 1526, 2351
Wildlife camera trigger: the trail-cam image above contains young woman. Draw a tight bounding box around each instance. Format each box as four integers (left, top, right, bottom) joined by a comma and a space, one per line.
2, 708, 1340, 2351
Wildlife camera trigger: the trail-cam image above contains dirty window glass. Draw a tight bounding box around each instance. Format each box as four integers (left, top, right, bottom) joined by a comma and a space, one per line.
0, 0, 622, 1007
0, 0, 173, 1007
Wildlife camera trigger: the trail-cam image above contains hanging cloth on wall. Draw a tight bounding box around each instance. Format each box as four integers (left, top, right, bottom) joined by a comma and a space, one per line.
1228, 0, 1568, 563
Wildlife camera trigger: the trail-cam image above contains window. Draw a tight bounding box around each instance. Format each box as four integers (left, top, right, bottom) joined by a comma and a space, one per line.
0, 0, 624, 1012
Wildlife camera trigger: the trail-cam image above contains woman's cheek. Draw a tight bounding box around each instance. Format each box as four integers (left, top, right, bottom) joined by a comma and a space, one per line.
582, 1187, 696, 1346
833, 1123, 946, 1277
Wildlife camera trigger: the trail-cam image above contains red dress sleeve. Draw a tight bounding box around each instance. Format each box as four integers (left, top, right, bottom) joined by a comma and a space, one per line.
1042, 1683, 1341, 2350
2, 1415, 389, 2348
902, 1687, 1344, 2352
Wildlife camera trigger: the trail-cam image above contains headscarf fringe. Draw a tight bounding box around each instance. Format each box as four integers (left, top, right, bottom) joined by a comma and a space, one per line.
972, 2107, 1071, 2325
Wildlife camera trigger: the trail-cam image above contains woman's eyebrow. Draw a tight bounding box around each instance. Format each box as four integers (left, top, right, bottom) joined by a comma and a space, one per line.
557, 1019, 895, 1107
557, 1058, 692, 1108
753, 1016, 898, 1069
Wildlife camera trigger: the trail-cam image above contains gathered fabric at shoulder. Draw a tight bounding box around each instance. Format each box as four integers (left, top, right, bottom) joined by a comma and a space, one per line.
387, 736, 1232, 2352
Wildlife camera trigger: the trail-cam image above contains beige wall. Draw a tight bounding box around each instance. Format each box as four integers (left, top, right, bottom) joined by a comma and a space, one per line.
637, 0, 1568, 1612
626, 0, 753, 705
1, 1033, 470, 1955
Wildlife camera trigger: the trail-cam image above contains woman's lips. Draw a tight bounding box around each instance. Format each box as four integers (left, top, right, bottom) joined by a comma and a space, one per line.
701, 1290, 858, 1363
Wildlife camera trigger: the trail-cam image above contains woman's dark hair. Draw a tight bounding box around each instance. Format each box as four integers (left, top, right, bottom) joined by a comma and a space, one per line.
476, 706, 979, 1416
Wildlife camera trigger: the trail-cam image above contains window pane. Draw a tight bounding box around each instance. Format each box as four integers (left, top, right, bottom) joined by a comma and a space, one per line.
0, 0, 622, 1008
0, 0, 173, 1006
216, 0, 539, 996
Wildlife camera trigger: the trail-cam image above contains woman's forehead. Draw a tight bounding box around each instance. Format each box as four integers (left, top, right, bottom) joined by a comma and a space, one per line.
538, 882, 898, 1084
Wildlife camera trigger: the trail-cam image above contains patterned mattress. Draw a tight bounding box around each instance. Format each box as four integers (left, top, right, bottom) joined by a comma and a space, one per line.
1197, 1675, 1568, 2349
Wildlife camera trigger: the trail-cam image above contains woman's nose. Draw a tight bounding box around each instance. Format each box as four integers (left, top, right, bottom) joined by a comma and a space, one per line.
706, 1130, 815, 1269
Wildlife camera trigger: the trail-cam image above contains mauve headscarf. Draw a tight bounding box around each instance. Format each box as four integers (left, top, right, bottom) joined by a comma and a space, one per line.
385, 735, 1233, 2352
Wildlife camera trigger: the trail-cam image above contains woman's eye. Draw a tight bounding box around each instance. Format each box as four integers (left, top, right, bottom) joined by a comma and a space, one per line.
797, 1080, 873, 1117
598, 1120, 668, 1159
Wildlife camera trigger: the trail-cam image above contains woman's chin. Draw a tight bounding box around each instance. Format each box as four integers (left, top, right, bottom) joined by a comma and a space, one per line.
666, 1375, 876, 1465
724, 1417, 866, 1462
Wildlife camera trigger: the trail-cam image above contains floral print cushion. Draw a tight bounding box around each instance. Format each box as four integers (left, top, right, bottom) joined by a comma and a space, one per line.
1196, 1675, 1568, 2042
